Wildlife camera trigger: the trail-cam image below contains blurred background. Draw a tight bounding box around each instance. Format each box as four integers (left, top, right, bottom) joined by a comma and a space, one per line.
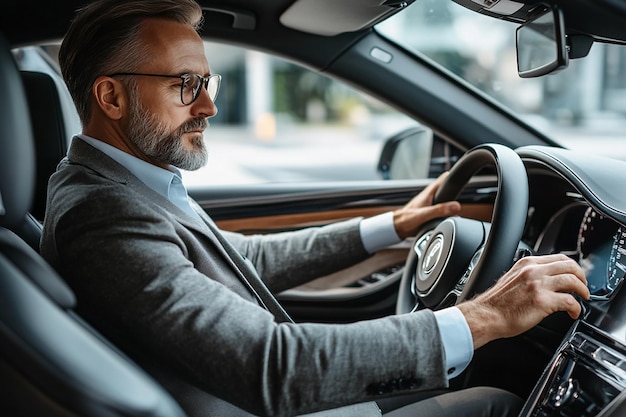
14, 0, 626, 186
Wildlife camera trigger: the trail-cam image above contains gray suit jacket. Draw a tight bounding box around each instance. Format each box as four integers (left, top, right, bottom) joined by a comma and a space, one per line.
41, 137, 448, 417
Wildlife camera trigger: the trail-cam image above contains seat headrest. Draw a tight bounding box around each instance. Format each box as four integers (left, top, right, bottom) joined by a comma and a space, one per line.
0, 34, 35, 229
21, 71, 70, 220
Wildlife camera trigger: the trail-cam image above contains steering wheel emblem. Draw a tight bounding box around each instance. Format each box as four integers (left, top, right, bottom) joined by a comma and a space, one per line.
422, 235, 444, 275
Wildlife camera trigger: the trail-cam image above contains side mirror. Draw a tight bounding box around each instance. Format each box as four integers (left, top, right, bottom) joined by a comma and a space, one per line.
377, 126, 464, 180
377, 126, 432, 180
516, 6, 568, 78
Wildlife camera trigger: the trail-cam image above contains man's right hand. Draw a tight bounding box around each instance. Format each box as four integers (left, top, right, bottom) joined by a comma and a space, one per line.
457, 254, 590, 349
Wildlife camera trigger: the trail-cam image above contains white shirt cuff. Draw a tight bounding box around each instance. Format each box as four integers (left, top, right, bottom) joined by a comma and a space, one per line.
433, 307, 473, 379
359, 212, 401, 254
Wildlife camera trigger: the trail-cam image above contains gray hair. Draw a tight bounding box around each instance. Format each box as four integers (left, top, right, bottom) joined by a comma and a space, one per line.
59, 0, 204, 124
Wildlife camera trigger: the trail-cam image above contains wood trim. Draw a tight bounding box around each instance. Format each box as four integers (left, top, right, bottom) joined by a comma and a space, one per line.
215, 207, 396, 232
215, 204, 493, 233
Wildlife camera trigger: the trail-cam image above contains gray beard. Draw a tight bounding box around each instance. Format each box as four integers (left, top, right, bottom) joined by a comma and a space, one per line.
126, 92, 208, 171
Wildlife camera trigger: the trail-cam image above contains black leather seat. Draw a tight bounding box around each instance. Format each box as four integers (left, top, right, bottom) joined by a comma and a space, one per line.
21, 70, 71, 221
0, 33, 188, 417
10, 70, 74, 252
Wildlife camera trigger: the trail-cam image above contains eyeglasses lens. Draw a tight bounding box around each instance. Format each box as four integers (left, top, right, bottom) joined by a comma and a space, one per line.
181, 74, 220, 105
207, 75, 220, 102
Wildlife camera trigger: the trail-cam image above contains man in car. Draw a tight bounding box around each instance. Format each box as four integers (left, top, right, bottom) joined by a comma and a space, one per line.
41, 0, 590, 416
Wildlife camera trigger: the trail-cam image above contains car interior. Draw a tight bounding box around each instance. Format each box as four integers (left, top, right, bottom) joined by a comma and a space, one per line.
2, 0, 626, 416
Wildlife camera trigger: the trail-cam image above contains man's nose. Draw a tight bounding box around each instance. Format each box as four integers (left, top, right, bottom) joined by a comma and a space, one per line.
191, 87, 218, 118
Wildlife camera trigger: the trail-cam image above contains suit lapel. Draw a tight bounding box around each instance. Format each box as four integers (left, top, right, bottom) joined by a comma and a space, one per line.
189, 200, 293, 323
67, 137, 292, 323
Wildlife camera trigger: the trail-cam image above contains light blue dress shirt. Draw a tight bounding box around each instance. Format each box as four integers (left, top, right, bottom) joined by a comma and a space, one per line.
78, 134, 473, 378
79, 135, 203, 222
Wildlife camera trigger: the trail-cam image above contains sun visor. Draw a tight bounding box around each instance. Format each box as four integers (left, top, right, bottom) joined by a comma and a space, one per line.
280, 0, 414, 36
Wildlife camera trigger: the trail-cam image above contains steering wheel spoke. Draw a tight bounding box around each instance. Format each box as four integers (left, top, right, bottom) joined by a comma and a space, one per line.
455, 246, 485, 292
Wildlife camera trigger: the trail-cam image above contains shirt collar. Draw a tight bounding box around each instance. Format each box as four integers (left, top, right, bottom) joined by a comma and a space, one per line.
78, 134, 184, 201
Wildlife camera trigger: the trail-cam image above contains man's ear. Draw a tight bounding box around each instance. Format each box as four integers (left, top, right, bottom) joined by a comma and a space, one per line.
92, 76, 127, 120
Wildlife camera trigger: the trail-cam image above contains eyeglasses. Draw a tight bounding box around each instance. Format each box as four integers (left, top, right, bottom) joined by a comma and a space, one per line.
108, 72, 221, 105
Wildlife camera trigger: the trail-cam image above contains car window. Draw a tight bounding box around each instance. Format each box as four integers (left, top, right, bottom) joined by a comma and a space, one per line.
14, 42, 424, 186
188, 43, 421, 186
376, 0, 626, 162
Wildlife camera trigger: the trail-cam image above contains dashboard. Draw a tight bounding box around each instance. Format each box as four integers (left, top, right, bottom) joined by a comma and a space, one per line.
578, 208, 626, 301
516, 146, 626, 417
535, 204, 626, 302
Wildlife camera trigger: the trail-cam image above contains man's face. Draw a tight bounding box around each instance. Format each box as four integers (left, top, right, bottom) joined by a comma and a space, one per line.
123, 19, 216, 170
126, 83, 209, 171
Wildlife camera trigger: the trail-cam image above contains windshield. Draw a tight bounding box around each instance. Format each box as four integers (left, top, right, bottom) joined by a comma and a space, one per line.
376, 0, 626, 161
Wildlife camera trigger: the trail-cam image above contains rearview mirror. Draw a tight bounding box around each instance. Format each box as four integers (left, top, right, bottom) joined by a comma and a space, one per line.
516, 6, 568, 78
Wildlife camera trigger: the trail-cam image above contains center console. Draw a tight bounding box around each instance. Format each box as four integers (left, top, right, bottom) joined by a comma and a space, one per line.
521, 321, 626, 416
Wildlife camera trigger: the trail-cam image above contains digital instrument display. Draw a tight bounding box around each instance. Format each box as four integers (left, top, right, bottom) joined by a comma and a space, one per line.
578, 208, 626, 299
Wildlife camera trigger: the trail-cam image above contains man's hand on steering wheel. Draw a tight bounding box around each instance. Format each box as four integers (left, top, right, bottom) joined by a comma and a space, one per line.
457, 253, 590, 350
392, 172, 462, 239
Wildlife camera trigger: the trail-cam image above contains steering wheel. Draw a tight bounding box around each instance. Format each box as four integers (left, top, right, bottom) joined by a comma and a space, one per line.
396, 144, 529, 314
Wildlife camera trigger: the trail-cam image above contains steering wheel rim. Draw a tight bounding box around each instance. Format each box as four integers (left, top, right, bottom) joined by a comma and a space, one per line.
396, 144, 529, 314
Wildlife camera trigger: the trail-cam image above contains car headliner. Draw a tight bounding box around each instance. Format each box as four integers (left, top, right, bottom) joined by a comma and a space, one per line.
2, 0, 626, 49
455, 0, 626, 45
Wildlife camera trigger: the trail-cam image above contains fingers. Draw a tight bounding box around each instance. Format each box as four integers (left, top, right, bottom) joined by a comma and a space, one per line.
462, 254, 590, 348
402, 173, 451, 212
550, 292, 583, 320
438, 201, 462, 216
408, 172, 450, 206
538, 257, 590, 319
545, 272, 590, 299
420, 201, 461, 222
427, 171, 449, 190
512, 254, 589, 297
393, 200, 461, 239
518, 252, 578, 266
527, 271, 587, 320
421, 172, 449, 200
392, 174, 460, 238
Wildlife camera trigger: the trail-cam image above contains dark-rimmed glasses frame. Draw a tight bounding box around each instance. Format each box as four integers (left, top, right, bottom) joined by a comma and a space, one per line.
108, 72, 221, 105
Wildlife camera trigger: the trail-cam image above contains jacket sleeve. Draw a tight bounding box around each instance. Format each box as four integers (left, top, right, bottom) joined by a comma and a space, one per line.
222, 218, 371, 293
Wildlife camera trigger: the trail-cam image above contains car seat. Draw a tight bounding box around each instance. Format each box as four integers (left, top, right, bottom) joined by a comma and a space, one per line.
21, 70, 71, 222
8, 70, 74, 252
0, 32, 188, 417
